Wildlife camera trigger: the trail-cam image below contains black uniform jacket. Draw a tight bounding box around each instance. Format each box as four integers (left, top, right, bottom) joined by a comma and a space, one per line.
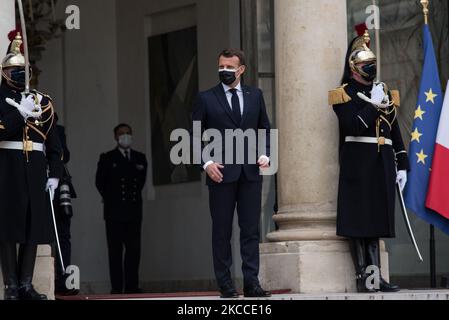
95, 148, 147, 222
330, 79, 410, 238
0, 83, 64, 244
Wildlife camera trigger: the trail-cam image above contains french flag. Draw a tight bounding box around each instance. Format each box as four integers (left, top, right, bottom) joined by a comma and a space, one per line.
426, 82, 449, 219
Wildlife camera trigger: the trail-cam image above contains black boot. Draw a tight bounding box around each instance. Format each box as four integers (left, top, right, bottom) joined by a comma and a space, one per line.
349, 239, 375, 293
18, 244, 47, 300
0, 243, 19, 300
366, 239, 400, 292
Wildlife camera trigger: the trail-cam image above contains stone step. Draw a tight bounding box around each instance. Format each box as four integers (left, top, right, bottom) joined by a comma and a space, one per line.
126, 290, 449, 301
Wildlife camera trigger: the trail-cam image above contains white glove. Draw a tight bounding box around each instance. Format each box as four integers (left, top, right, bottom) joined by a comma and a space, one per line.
46, 178, 60, 201
396, 170, 407, 192
357, 82, 391, 109
5, 94, 42, 120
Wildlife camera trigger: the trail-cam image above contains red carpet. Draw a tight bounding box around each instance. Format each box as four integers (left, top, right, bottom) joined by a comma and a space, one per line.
56, 289, 291, 300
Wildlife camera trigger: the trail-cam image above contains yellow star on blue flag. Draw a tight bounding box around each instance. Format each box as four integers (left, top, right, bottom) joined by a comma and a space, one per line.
416, 149, 428, 165
425, 89, 438, 104
414, 106, 426, 120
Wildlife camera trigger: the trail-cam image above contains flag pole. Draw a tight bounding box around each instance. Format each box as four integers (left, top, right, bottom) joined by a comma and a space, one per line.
430, 225, 436, 287
420, 0, 437, 288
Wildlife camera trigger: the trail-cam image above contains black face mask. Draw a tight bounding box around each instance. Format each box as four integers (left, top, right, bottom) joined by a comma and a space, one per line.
9, 69, 26, 89
361, 63, 377, 82
219, 69, 237, 86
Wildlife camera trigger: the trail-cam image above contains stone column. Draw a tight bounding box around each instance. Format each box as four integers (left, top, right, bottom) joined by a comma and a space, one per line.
0, 0, 55, 300
0, 0, 16, 300
259, 0, 389, 293
0, 0, 15, 73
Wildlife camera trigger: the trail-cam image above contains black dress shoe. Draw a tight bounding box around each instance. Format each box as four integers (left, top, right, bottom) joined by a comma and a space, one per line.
18, 285, 47, 300
4, 285, 19, 300
219, 286, 239, 299
124, 288, 143, 294
110, 289, 122, 295
378, 278, 400, 292
244, 285, 271, 298
55, 288, 80, 296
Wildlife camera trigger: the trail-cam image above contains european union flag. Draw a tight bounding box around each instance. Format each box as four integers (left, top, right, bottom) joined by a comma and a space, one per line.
404, 24, 449, 235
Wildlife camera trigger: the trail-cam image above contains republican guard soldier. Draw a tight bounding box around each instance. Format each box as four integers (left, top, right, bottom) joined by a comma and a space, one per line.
0, 31, 63, 300
329, 31, 410, 293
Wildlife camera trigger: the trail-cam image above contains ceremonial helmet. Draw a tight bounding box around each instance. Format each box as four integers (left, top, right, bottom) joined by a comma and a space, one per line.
1, 30, 30, 89
1, 31, 26, 70
348, 30, 377, 81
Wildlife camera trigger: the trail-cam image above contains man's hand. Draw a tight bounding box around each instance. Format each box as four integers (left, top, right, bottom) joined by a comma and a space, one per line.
206, 163, 224, 183
257, 155, 270, 169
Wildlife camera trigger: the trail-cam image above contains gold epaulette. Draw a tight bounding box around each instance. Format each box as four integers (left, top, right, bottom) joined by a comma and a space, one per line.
328, 84, 352, 106
390, 90, 400, 107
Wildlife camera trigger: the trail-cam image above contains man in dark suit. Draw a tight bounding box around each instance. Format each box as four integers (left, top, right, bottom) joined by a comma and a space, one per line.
95, 124, 147, 294
192, 49, 272, 298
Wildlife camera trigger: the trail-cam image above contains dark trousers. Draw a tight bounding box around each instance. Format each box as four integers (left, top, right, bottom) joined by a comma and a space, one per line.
105, 219, 142, 293
209, 173, 262, 289
55, 214, 72, 290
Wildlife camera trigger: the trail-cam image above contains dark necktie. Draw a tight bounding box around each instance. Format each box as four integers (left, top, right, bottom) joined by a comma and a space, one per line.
230, 88, 242, 124
124, 150, 130, 161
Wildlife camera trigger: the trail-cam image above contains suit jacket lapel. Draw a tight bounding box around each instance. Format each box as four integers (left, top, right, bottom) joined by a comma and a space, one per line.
241, 85, 251, 126
213, 84, 239, 127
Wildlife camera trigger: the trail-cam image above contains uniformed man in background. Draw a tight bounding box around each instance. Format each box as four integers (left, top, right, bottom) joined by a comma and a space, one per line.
329, 31, 409, 293
0, 31, 63, 300
95, 123, 148, 294
54, 116, 78, 296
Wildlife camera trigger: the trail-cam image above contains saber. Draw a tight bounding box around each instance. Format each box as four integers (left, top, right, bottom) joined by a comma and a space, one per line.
397, 184, 424, 262
370, 4, 423, 261
372, 0, 381, 82
16, 0, 30, 94
49, 188, 66, 275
